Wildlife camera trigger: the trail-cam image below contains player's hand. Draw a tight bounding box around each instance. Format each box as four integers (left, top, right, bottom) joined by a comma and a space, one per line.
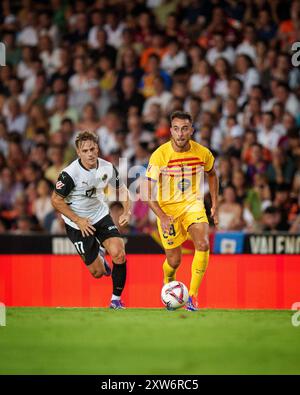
75, 217, 96, 237
160, 214, 174, 235
119, 212, 130, 227
211, 206, 219, 228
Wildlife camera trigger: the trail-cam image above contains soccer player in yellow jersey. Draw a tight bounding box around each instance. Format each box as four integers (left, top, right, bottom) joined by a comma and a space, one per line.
142, 111, 219, 311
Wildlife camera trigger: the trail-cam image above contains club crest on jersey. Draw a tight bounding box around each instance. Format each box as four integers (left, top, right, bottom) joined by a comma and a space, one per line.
102, 174, 108, 181
56, 181, 65, 190
178, 178, 191, 192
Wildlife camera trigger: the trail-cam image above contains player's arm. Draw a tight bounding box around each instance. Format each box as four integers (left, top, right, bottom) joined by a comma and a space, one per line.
140, 177, 173, 234
109, 166, 131, 226
206, 167, 219, 227
51, 172, 96, 237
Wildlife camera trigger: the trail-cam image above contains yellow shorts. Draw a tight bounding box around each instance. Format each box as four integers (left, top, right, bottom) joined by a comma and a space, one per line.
157, 209, 208, 250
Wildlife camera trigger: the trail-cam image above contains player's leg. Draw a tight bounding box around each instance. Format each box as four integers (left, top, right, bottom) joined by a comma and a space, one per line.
157, 216, 185, 284
186, 222, 210, 310
86, 255, 107, 278
97, 243, 112, 276
103, 236, 127, 309
163, 246, 182, 284
94, 214, 127, 309
65, 224, 107, 278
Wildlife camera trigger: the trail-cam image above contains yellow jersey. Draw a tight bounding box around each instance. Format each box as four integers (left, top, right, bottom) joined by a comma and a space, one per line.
145, 140, 215, 218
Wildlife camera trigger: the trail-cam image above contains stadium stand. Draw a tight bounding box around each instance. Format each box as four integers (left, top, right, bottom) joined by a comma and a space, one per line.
0, 0, 299, 235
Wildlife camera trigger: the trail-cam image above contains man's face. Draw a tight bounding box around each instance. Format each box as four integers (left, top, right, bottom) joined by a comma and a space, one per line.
170, 118, 193, 149
76, 140, 98, 169
263, 212, 280, 229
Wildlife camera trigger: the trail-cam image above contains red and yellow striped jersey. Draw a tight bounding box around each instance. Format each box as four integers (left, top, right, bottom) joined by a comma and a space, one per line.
145, 140, 215, 217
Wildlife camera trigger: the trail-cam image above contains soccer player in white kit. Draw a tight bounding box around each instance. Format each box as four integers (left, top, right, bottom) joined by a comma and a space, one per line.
51, 131, 131, 309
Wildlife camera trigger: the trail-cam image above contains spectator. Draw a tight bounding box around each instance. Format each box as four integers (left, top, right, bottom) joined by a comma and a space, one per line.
231, 169, 248, 205
32, 178, 54, 229
245, 173, 272, 221
236, 23, 257, 61
206, 33, 235, 66
116, 47, 144, 90
256, 9, 277, 43
49, 93, 78, 134
90, 28, 117, 65
161, 39, 187, 76
104, 9, 126, 50
139, 53, 172, 98
118, 75, 145, 116
246, 143, 269, 184
213, 57, 231, 100
17, 10, 39, 47
235, 54, 260, 96
0, 0, 300, 234
0, 167, 23, 211
218, 185, 244, 231
142, 75, 172, 117
188, 59, 212, 95
96, 108, 121, 158
5, 98, 27, 135
140, 31, 167, 71
76, 102, 101, 134
257, 111, 283, 151
218, 156, 232, 195
261, 206, 284, 233
266, 147, 295, 188
44, 145, 68, 183
87, 9, 105, 49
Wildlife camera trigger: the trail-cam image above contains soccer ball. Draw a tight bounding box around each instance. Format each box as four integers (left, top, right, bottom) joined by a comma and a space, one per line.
161, 281, 189, 310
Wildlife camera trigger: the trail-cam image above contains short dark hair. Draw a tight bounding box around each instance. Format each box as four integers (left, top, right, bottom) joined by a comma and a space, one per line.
170, 111, 193, 124
264, 206, 280, 215
263, 111, 275, 119
75, 131, 98, 149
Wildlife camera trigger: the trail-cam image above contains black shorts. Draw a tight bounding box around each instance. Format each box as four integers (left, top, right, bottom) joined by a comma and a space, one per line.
65, 214, 122, 265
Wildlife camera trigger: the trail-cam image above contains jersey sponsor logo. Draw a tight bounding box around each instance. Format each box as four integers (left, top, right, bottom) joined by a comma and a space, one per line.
82, 181, 88, 185
56, 181, 65, 190
177, 178, 191, 192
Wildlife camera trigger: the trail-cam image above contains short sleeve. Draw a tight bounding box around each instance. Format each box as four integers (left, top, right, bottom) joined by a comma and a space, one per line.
145, 150, 163, 182
54, 171, 75, 197
204, 149, 215, 173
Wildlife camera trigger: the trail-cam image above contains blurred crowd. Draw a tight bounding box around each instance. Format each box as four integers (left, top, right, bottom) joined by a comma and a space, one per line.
0, 0, 300, 235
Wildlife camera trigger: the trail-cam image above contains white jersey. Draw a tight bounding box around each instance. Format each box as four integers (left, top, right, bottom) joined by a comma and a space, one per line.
54, 158, 122, 229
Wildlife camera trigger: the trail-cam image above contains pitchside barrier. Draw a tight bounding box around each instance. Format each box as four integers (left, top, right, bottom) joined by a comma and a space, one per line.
0, 233, 299, 309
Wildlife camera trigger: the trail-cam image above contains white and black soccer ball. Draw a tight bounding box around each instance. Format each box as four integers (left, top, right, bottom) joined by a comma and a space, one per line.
161, 281, 189, 310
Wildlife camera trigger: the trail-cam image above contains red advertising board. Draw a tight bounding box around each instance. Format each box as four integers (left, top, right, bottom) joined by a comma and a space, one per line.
0, 254, 299, 309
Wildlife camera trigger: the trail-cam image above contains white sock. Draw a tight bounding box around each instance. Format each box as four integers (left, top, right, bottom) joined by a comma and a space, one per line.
111, 294, 121, 301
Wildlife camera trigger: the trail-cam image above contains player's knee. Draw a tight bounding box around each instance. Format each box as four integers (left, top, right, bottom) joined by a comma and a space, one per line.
194, 239, 209, 251
168, 255, 181, 268
110, 248, 126, 264
90, 269, 103, 279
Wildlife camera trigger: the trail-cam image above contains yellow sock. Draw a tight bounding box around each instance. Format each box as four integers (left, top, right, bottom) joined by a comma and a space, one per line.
189, 250, 209, 297
163, 259, 177, 284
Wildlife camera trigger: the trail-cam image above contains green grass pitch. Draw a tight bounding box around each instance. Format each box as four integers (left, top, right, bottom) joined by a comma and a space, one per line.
0, 308, 299, 375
